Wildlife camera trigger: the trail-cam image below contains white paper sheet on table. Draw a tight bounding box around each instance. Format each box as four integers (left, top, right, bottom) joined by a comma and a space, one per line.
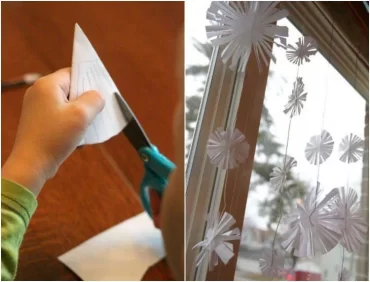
70, 23, 127, 145
58, 212, 165, 281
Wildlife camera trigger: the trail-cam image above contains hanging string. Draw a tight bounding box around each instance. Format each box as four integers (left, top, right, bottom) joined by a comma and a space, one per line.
230, 55, 275, 224
205, 61, 227, 237
220, 66, 241, 218
219, 59, 250, 221
216, 71, 245, 280
192, 55, 227, 278
215, 86, 247, 277
213, 63, 227, 118
272, 115, 294, 248
263, 35, 316, 272
339, 45, 359, 278
314, 21, 335, 205
216, 52, 251, 280
220, 170, 229, 215
230, 118, 254, 223
341, 247, 345, 277
216, 171, 232, 280
206, 52, 243, 278
229, 105, 248, 217
216, 131, 244, 279
271, 64, 300, 253
214, 59, 239, 227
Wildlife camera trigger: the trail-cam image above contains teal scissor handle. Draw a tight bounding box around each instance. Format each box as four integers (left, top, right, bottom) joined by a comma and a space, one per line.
139, 146, 176, 218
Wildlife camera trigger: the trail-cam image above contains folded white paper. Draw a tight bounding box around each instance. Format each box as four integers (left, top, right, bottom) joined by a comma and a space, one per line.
70, 23, 127, 145
58, 213, 165, 281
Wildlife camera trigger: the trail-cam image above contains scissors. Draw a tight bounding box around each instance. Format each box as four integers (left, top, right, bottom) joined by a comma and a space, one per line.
1, 73, 42, 91
114, 92, 176, 224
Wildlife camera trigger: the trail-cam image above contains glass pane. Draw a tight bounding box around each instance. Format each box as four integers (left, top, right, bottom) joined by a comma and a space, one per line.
235, 18, 368, 281
185, 0, 213, 160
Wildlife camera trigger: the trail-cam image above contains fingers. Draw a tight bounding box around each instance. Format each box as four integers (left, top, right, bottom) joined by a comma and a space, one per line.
72, 90, 105, 125
49, 67, 72, 95
36, 68, 71, 97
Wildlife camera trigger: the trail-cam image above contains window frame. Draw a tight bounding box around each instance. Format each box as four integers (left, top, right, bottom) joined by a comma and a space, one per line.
186, 44, 246, 279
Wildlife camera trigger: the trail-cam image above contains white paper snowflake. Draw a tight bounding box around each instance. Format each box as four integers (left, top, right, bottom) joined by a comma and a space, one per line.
193, 212, 241, 271
206, 1, 289, 72
259, 249, 285, 278
270, 156, 297, 192
207, 127, 250, 169
338, 267, 350, 281
283, 77, 307, 117
281, 184, 343, 257
336, 187, 368, 253
286, 36, 318, 65
339, 134, 364, 163
304, 130, 334, 165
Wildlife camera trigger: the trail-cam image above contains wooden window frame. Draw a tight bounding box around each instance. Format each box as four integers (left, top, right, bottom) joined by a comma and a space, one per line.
186, 44, 246, 279
186, 2, 368, 281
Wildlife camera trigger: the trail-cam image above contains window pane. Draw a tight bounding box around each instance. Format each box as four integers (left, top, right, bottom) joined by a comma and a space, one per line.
185, 0, 213, 160
235, 18, 368, 281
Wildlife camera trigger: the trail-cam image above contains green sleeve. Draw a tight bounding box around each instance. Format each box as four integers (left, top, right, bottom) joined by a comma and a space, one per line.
1, 178, 37, 281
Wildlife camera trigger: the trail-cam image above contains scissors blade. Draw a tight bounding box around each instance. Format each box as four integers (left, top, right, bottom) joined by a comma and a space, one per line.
114, 92, 151, 151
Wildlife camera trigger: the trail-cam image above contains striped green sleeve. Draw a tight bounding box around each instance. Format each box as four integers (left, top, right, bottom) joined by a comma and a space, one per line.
1, 178, 38, 281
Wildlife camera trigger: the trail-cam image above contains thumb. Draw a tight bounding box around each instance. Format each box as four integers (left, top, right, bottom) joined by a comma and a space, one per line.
73, 90, 105, 124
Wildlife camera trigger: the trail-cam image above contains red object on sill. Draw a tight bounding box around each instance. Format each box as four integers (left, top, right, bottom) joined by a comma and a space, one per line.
286, 272, 296, 280
291, 257, 322, 281
295, 271, 321, 281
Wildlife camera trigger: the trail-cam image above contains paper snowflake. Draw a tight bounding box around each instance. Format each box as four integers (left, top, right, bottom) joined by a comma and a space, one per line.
259, 249, 285, 278
207, 127, 250, 169
338, 134, 364, 163
283, 77, 307, 117
336, 187, 368, 253
281, 184, 343, 257
193, 212, 241, 271
270, 156, 297, 192
304, 130, 334, 165
338, 267, 350, 281
286, 36, 318, 65
206, 1, 289, 72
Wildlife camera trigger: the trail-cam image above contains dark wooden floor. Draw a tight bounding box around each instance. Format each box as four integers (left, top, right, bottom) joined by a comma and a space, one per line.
1, 1, 183, 280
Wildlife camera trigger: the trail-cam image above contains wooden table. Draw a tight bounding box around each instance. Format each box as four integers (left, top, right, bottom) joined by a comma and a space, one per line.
1, 1, 183, 280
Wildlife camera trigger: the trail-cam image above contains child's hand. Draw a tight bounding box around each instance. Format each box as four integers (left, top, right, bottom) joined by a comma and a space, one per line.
2, 68, 105, 196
